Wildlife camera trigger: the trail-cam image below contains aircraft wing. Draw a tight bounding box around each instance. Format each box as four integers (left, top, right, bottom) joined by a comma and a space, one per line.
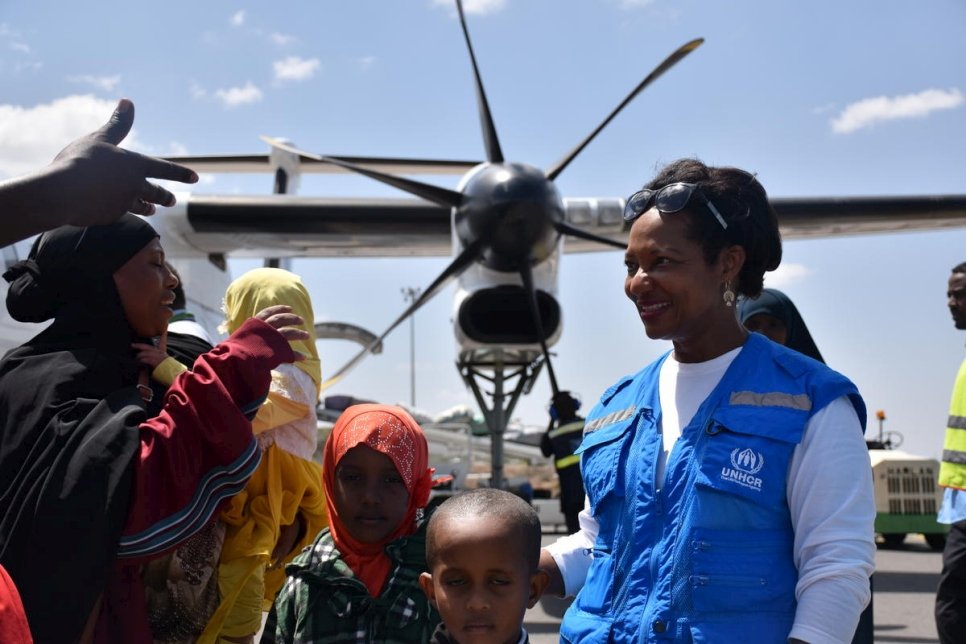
157, 193, 966, 259
166, 154, 481, 176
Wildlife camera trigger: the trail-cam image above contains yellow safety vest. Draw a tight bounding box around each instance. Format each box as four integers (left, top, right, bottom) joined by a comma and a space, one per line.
940, 357, 966, 490
549, 419, 584, 471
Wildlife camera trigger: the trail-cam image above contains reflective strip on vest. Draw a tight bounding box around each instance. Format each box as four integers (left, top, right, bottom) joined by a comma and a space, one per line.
940, 360, 966, 489
584, 405, 636, 434
730, 391, 812, 411
548, 420, 584, 440
555, 454, 580, 470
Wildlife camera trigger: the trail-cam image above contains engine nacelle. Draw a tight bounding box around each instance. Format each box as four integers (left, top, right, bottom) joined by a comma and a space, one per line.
452, 239, 562, 355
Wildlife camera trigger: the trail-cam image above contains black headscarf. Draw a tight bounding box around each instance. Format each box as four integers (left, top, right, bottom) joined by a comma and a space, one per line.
0, 214, 159, 643
738, 288, 825, 364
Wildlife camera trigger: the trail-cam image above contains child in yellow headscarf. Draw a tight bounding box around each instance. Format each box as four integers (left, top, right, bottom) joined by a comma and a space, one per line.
198, 267, 328, 643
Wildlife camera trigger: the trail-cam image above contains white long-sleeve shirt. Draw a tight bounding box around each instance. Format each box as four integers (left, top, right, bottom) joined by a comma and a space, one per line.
545, 349, 876, 644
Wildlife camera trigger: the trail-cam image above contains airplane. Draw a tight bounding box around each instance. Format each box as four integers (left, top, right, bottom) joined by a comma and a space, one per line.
3, 0, 966, 490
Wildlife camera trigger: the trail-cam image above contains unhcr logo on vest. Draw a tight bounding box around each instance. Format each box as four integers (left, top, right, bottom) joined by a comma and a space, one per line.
721, 447, 765, 491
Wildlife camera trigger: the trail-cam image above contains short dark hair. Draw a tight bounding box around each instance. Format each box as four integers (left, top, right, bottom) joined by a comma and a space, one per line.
952, 262, 966, 275
426, 488, 542, 571
635, 158, 782, 298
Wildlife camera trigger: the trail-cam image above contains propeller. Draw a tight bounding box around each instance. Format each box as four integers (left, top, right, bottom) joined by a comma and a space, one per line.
275, 3, 704, 395
454, 0, 504, 164
545, 38, 704, 182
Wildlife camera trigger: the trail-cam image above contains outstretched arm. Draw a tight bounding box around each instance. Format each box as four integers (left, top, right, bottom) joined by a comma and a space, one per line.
0, 98, 198, 247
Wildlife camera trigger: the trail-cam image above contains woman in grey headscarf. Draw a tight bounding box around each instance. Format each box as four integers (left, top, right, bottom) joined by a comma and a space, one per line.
738, 287, 824, 363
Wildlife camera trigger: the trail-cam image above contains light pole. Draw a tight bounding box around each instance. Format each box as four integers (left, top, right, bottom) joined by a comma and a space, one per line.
401, 286, 422, 407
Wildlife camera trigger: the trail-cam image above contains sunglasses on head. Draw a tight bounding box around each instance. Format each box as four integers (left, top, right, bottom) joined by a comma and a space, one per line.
622, 182, 729, 230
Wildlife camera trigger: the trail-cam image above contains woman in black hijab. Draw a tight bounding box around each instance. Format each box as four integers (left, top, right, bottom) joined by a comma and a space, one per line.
0, 214, 304, 643
738, 287, 825, 363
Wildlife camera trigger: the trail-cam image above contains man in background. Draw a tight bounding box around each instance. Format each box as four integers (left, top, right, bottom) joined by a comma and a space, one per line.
936, 261, 966, 644
541, 391, 585, 534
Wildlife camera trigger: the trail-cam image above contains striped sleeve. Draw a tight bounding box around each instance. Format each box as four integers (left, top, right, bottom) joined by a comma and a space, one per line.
117, 318, 294, 560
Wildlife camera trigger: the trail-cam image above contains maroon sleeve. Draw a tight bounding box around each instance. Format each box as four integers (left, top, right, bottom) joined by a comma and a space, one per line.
116, 318, 295, 559
0, 565, 32, 644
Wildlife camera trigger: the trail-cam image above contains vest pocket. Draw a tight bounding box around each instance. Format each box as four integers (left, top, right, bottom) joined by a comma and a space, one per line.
688, 527, 796, 615
571, 545, 614, 614
560, 604, 615, 642
695, 411, 801, 511
574, 414, 639, 508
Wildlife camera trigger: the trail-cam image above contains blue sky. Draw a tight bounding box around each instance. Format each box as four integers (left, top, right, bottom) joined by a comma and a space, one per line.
1, 0, 964, 459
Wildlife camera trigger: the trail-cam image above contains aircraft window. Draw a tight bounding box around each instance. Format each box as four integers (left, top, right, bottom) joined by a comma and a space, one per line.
565, 200, 593, 226
597, 198, 625, 226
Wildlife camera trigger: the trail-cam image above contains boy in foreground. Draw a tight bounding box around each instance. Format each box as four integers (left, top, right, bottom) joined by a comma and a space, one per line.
419, 489, 549, 644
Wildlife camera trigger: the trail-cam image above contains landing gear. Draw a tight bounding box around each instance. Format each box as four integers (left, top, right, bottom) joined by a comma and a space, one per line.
458, 348, 545, 490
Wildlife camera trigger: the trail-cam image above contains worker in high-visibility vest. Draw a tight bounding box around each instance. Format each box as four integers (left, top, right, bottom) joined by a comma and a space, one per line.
937, 261, 966, 644
540, 391, 585, 534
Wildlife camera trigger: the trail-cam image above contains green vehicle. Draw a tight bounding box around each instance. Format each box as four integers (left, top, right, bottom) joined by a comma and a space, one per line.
870, 448, 949, 551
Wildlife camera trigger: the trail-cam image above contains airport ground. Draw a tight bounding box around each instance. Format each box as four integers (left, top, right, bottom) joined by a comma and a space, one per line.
524, 533, 944, 644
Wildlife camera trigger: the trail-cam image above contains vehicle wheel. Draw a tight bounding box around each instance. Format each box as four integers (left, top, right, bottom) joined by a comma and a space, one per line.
925, 533, 947, 551
880, 533, 906, 548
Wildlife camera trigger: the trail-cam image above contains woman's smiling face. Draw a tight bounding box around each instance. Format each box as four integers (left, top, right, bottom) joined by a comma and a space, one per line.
623, 207, 744, 362
113, 238, 178, 338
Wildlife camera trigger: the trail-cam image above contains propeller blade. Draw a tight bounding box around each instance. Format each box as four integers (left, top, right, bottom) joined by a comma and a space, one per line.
519, 261, 560, 398
260, 136, 463, 209
545, 38, 704, 182
455, 0, 504, 163
320, 239, 485, 390
555, 221, 627, 250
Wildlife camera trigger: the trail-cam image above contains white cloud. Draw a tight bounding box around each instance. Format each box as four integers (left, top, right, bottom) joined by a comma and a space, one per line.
10, 42, 29, 53
432, 0, 507, 15
214, 81, 263, 108
0, 95, 141, 178
359, 56, 376, 70
273, 56, 320, 82
618, 0, 655, 7
270, 32, 297, 46
229, 10, 245, 27
831, 88, 964, 134
763, 263, 810, 289
68, 74, 121, 92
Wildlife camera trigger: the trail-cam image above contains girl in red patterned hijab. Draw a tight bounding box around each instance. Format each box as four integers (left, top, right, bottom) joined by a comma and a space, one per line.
323, 404, 436, 597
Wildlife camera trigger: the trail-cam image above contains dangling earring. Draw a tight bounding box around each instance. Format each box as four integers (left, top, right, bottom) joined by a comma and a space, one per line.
723, 281, 735, 307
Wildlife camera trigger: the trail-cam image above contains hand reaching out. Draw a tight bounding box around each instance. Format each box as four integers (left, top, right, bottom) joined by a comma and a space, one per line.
0, 98, 200, 247
49, 98, 198, 222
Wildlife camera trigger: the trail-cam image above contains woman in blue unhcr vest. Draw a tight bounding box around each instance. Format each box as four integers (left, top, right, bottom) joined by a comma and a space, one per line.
539, 159, 876, 643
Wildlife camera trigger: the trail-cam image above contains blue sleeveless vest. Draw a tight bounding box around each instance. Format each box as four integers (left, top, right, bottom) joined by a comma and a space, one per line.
560, 334, 865, 643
